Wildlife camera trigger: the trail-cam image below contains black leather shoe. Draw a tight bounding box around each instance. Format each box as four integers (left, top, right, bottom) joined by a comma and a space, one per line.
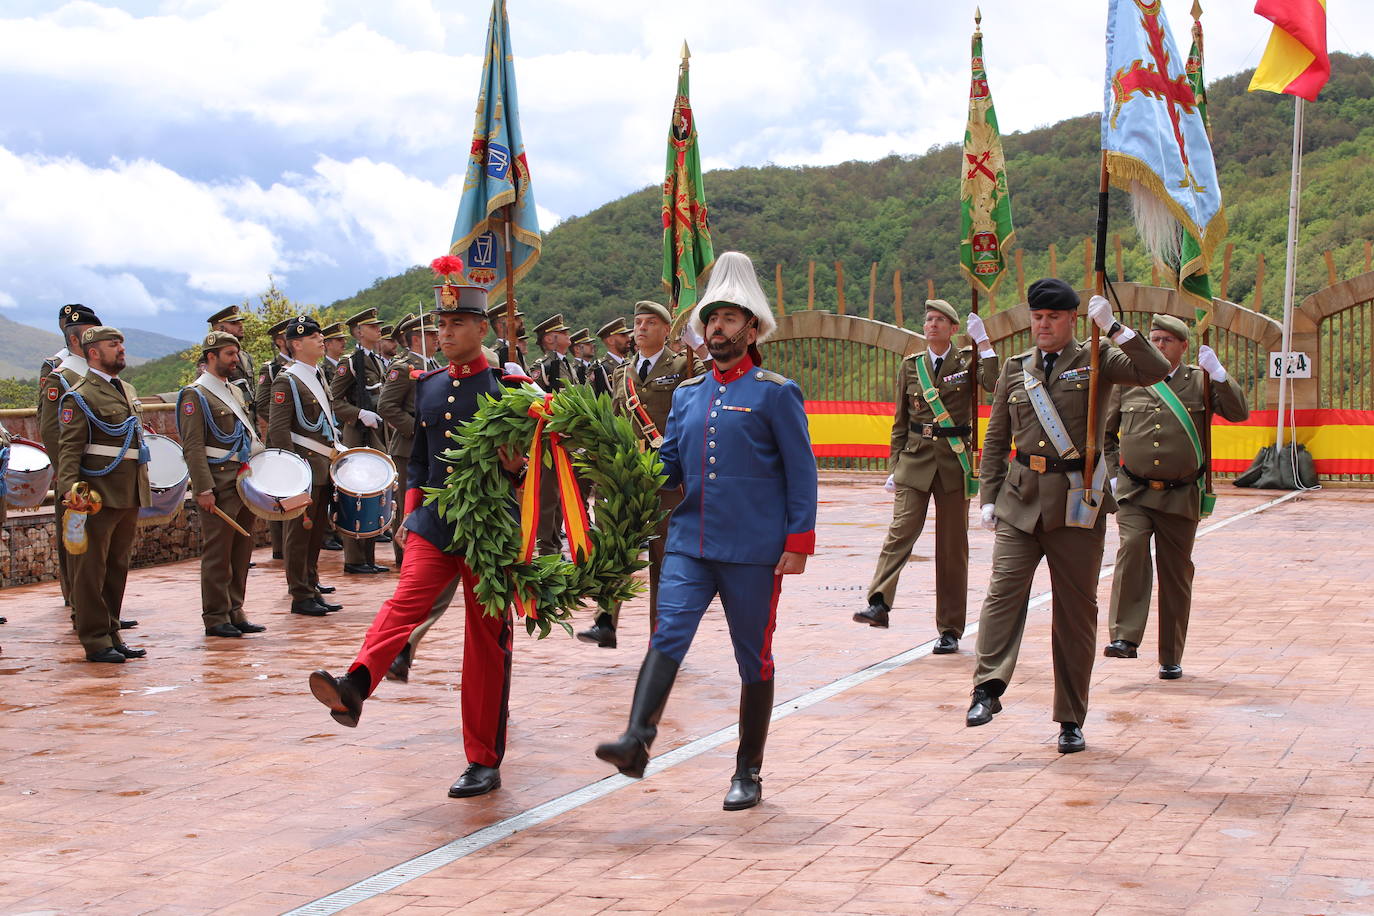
314, 583, 336, 594
316, 599, 343, 613
966, 686, 1002, 726
723, 767, 763, 811
387, 644, 412, 682
1057, 722, 1086, 754
321, 537, 343, 551
119, 619, 139, 629
376, 531, 393, 543
271, 551, 284, 560
1103, 639, 1138, 658
235, 620, 267, 634
343, 563, 376, 574
205, 623, 243, 638
367, 563, 390, 574
577, 614, 617, 648
1159, 664, 1183, 680
0, 616, 8, 624
448, 763, 501, 798
114, 644, 147, 659
85, 647, 125, 663
309, 667, 367, 727
853, 600, 890, 628
291, 598, 329, 617
932, 633, 959, 654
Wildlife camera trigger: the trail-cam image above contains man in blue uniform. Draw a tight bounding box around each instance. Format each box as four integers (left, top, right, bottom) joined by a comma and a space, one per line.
308, 278, 528, 799
595, 251, 818, 811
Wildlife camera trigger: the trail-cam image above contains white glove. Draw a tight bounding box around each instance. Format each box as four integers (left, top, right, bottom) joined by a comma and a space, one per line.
980, 503, 997, 531
680, 322, 704, 350
1110, 475, 1120, 496
965, 312, 989, 345
358, 409, 381, 429
1197, 344, 1228, 382
883, 474, 896, 494
1087, 295, 1115, 331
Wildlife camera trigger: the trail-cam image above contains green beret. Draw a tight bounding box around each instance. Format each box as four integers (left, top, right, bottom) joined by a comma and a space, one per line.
201, 330, 240, 353
634, 301, 672, 324
1151, 314, 1189, 341
80, 326, 123, 346
924, 299, 959, 323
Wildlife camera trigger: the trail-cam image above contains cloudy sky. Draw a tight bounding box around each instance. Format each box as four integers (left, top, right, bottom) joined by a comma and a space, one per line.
1, 0, 1369, 341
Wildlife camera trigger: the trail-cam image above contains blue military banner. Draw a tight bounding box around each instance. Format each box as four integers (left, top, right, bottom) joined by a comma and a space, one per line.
1103, 0, 1226, 321
450, 0, 541, 289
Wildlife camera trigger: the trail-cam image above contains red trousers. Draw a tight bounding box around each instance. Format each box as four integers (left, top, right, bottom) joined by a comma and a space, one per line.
349, 532, 513, 768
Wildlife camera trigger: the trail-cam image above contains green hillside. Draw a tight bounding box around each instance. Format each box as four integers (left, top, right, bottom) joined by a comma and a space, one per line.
331, 53, 1374, 335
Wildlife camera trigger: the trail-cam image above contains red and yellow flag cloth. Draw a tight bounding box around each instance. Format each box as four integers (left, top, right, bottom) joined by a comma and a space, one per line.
1247, 0, 1329, 101
512, 395, 594, 620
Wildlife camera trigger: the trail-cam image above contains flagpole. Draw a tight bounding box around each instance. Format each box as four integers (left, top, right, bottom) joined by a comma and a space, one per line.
1275, 96, 1304, 451
1193, 0, 1214, 503
504, 204, 521, 369
1086, 151, 1108, 496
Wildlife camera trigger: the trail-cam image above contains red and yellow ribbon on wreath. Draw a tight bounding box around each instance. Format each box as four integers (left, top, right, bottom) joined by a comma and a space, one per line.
514, 395, 594, 619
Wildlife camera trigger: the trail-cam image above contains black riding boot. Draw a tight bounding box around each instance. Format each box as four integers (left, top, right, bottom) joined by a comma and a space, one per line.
723, 678, 774, 811
594, 648, 679, 778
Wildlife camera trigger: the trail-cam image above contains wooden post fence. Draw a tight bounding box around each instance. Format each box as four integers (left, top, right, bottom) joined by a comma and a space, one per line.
893, 270, 904, 327
835, 261, 846, 315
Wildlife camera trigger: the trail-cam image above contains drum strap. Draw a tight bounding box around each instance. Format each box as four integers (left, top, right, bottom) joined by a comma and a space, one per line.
60, 389, 149, 477
290, 433, 335, 458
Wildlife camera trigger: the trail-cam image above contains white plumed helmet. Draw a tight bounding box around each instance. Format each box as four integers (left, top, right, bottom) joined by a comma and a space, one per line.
686, 251, 777, 344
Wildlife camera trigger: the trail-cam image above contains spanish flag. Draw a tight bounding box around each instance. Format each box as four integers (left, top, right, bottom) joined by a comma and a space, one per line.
1247, 0, 1329, 101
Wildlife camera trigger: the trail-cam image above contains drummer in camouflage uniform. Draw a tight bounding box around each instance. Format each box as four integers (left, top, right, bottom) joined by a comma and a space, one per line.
178, 331, 267, 638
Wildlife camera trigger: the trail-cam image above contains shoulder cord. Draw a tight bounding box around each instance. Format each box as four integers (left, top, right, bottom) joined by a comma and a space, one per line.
60, 389, 148, 477
192, 388, 254, 464
286, 375, 336, 443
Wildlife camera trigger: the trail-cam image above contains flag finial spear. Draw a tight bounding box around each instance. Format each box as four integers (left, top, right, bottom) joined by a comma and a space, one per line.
1191, 0, 1202, 21
681, 40, 690, 62
975, 6, 982, 27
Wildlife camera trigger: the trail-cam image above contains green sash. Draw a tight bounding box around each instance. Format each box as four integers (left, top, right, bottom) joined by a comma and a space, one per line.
1147, 380, 1216, 518
913, 353, 979, 498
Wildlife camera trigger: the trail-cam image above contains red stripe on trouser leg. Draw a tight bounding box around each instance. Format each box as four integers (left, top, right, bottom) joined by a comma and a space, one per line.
760, 574, 782, 682
350, 532, 464, 695
459, 558, 513, 768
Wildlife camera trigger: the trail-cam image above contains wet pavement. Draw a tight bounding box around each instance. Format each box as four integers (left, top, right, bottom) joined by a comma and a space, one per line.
1, 478, 1371, 914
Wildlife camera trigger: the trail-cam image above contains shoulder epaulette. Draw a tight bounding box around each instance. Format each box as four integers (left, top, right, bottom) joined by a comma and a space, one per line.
1013, 346, 1037, 360
417, 366, 448, 381
753, 369, 788, 386
678, 374, 707, 388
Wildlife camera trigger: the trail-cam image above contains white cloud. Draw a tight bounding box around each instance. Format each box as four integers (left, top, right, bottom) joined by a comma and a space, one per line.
0, 291, 17, 309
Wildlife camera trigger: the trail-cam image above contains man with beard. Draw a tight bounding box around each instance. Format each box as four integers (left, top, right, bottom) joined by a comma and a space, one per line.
593, 317, 632, 397
57, 326, 153, 663
178, 331, 267, 638
595, 252, 817, 811
308, 281, 530, 799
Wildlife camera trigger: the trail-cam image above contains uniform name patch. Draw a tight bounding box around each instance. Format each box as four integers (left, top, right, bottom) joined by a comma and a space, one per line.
46, 387, 59, 401
274, 390, 286, 404
60, 407, 73, 424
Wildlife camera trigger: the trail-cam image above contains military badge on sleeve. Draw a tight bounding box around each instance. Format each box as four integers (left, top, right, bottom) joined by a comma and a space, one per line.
47, 387, 59, 401
274, 391, 286, 404
337, 364, 348, 377
387, 368, 398, 381
60, 407, 74, 424
183, 401, 196, 415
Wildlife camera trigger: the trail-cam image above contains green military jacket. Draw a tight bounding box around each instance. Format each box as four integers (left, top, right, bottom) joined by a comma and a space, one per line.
56, 373, 153, 510
177, 377, 261, 496
1104, 364, 1249, 521
330, 347, 388, 449
378, 350, 436, 465
255, 351, 291, 428
38, 356, 88, 461
610, 349, 700, 444
268, 364, 338, 486
889, 346, 1000, 494
980, 335, 1170, 535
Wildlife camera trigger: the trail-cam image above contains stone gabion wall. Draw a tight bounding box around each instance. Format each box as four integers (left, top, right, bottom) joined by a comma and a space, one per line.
1, 502, 272, 589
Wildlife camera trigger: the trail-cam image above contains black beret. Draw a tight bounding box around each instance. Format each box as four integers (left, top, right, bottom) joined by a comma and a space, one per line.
60, 303, 101, 328
284, 315, 322, 339
1026, 278, 1079, 311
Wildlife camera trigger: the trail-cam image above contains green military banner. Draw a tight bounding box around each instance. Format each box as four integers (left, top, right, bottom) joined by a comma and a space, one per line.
959, 11, 1015, 298
662, 42, 715, 316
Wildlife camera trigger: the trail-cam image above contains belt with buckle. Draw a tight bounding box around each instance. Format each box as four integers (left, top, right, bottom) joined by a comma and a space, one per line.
912, 423, 971, 439
1120, 464, 1204, 490
1014, 452, 1084, 474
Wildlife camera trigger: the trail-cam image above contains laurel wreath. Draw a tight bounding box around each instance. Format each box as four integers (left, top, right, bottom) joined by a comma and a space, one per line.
426, 384, 667, 638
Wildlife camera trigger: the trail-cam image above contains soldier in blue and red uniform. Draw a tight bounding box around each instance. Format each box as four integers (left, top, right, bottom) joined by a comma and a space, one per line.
308, 278, 530, 799
596, 251, 818, 811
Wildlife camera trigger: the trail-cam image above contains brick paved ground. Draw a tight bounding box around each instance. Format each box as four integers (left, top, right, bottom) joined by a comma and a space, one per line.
1, 479, 1371, 914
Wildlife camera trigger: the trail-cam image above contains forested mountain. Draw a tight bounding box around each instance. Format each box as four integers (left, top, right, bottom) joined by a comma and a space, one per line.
329, 53, 1374, 338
